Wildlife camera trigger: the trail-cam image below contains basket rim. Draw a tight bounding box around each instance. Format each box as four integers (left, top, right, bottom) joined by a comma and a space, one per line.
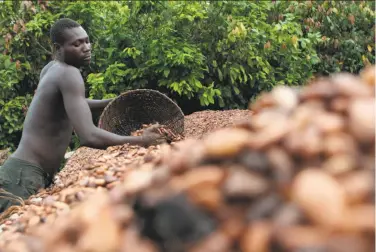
97, 89, 184, 131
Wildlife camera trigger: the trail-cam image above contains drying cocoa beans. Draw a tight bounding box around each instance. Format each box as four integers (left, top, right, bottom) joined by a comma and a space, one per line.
0, 67, 374, 252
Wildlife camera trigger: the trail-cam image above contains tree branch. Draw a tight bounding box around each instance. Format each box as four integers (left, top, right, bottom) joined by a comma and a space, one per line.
34, 39, 52, 55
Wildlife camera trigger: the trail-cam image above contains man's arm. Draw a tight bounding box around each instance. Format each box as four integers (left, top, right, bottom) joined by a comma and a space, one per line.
86, 98, 113, 110
58, 67, 146, 149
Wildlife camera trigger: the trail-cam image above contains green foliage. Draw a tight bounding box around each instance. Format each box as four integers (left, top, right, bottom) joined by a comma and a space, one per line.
84, 1, 322, 109
0, 0, 374, 150
280, 0, 375, 75
0, 94, 32, 150
0, 52, 32, 149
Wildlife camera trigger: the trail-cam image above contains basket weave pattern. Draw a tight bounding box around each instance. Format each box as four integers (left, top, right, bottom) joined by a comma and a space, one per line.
98, 89, 184, 136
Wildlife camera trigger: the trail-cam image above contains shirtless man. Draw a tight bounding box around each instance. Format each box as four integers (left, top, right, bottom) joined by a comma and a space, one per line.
0, 18, 165, 213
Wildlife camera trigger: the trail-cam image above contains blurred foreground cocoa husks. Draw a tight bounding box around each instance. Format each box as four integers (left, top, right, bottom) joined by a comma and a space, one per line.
0, 66, 374, 252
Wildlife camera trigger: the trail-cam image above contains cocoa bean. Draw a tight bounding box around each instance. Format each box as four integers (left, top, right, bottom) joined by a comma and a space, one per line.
266, 147, 294, 190
339, 170, 374, 204
28, 216, 41, 227
246, 193, 282, 221
219, 217, 246, 240
323, 132, 358, 156
203, 128, 252, 158
326, 234, 373, 252
331, 73, 371, 97
224, 168, 269, 201
273, 226, 328, 251
360, 64, 375, 87
273, 204, 303, 227
76, 206, 121, 252
187, 184, 223, 212
291, 169, 346, 229
189, 231, 232, 252
341, 204, 375, 233
348, 98, 375, 145
241, 221, 272, 252
323, 154, 356, 175
300, 78, 337, 100
270, 86, 299, 112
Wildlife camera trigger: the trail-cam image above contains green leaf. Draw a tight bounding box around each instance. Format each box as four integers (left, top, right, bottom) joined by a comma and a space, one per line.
4, 59, 11, 68
233, 86, 240, 95
218, 68, 223, 81
194, 79, 203, 88
199, 95, 208, 106
183, 47, 192, 53
230, 75, 234, 84
208, 94, 214, 104
23, 62, 31, 71
218, 97, 225, 107
163, 69, 170, 78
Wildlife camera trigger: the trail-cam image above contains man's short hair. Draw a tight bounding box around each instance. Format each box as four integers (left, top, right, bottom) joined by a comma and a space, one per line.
50, 18, 81, 44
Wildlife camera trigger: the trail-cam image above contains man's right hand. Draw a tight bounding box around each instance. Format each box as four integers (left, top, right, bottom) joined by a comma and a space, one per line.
141, 124, 167, 147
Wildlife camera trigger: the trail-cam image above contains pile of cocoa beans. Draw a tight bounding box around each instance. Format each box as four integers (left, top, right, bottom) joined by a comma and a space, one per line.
126, 67, 375, 252
131, 123, 184, 143
0, 66, 374, 252
0, 144, 164, 250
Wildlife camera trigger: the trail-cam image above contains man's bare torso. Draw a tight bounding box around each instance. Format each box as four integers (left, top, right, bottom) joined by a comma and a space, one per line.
11, 61, 74, 176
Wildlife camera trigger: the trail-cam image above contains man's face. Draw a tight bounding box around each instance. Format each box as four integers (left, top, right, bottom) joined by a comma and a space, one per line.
58, 26, 91, 67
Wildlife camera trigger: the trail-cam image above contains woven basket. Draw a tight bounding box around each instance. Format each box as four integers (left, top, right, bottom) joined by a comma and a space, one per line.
98, 89, 184, 136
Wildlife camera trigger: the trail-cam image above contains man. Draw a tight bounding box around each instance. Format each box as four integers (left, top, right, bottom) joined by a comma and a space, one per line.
0, 18, 165, 213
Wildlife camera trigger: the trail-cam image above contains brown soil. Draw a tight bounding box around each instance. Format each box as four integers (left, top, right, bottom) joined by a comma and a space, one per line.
184, 109, 252, 139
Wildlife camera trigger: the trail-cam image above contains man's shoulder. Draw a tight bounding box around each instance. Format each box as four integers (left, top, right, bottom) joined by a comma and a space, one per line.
44, 62, 83, 85
53, 62, 81, 77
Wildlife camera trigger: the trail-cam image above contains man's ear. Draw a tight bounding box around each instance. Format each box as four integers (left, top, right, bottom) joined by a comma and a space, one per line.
53, 43, 61, 53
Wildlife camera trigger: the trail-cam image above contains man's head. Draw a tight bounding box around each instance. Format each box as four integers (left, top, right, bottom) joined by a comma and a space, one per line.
50, 18, 91, 67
